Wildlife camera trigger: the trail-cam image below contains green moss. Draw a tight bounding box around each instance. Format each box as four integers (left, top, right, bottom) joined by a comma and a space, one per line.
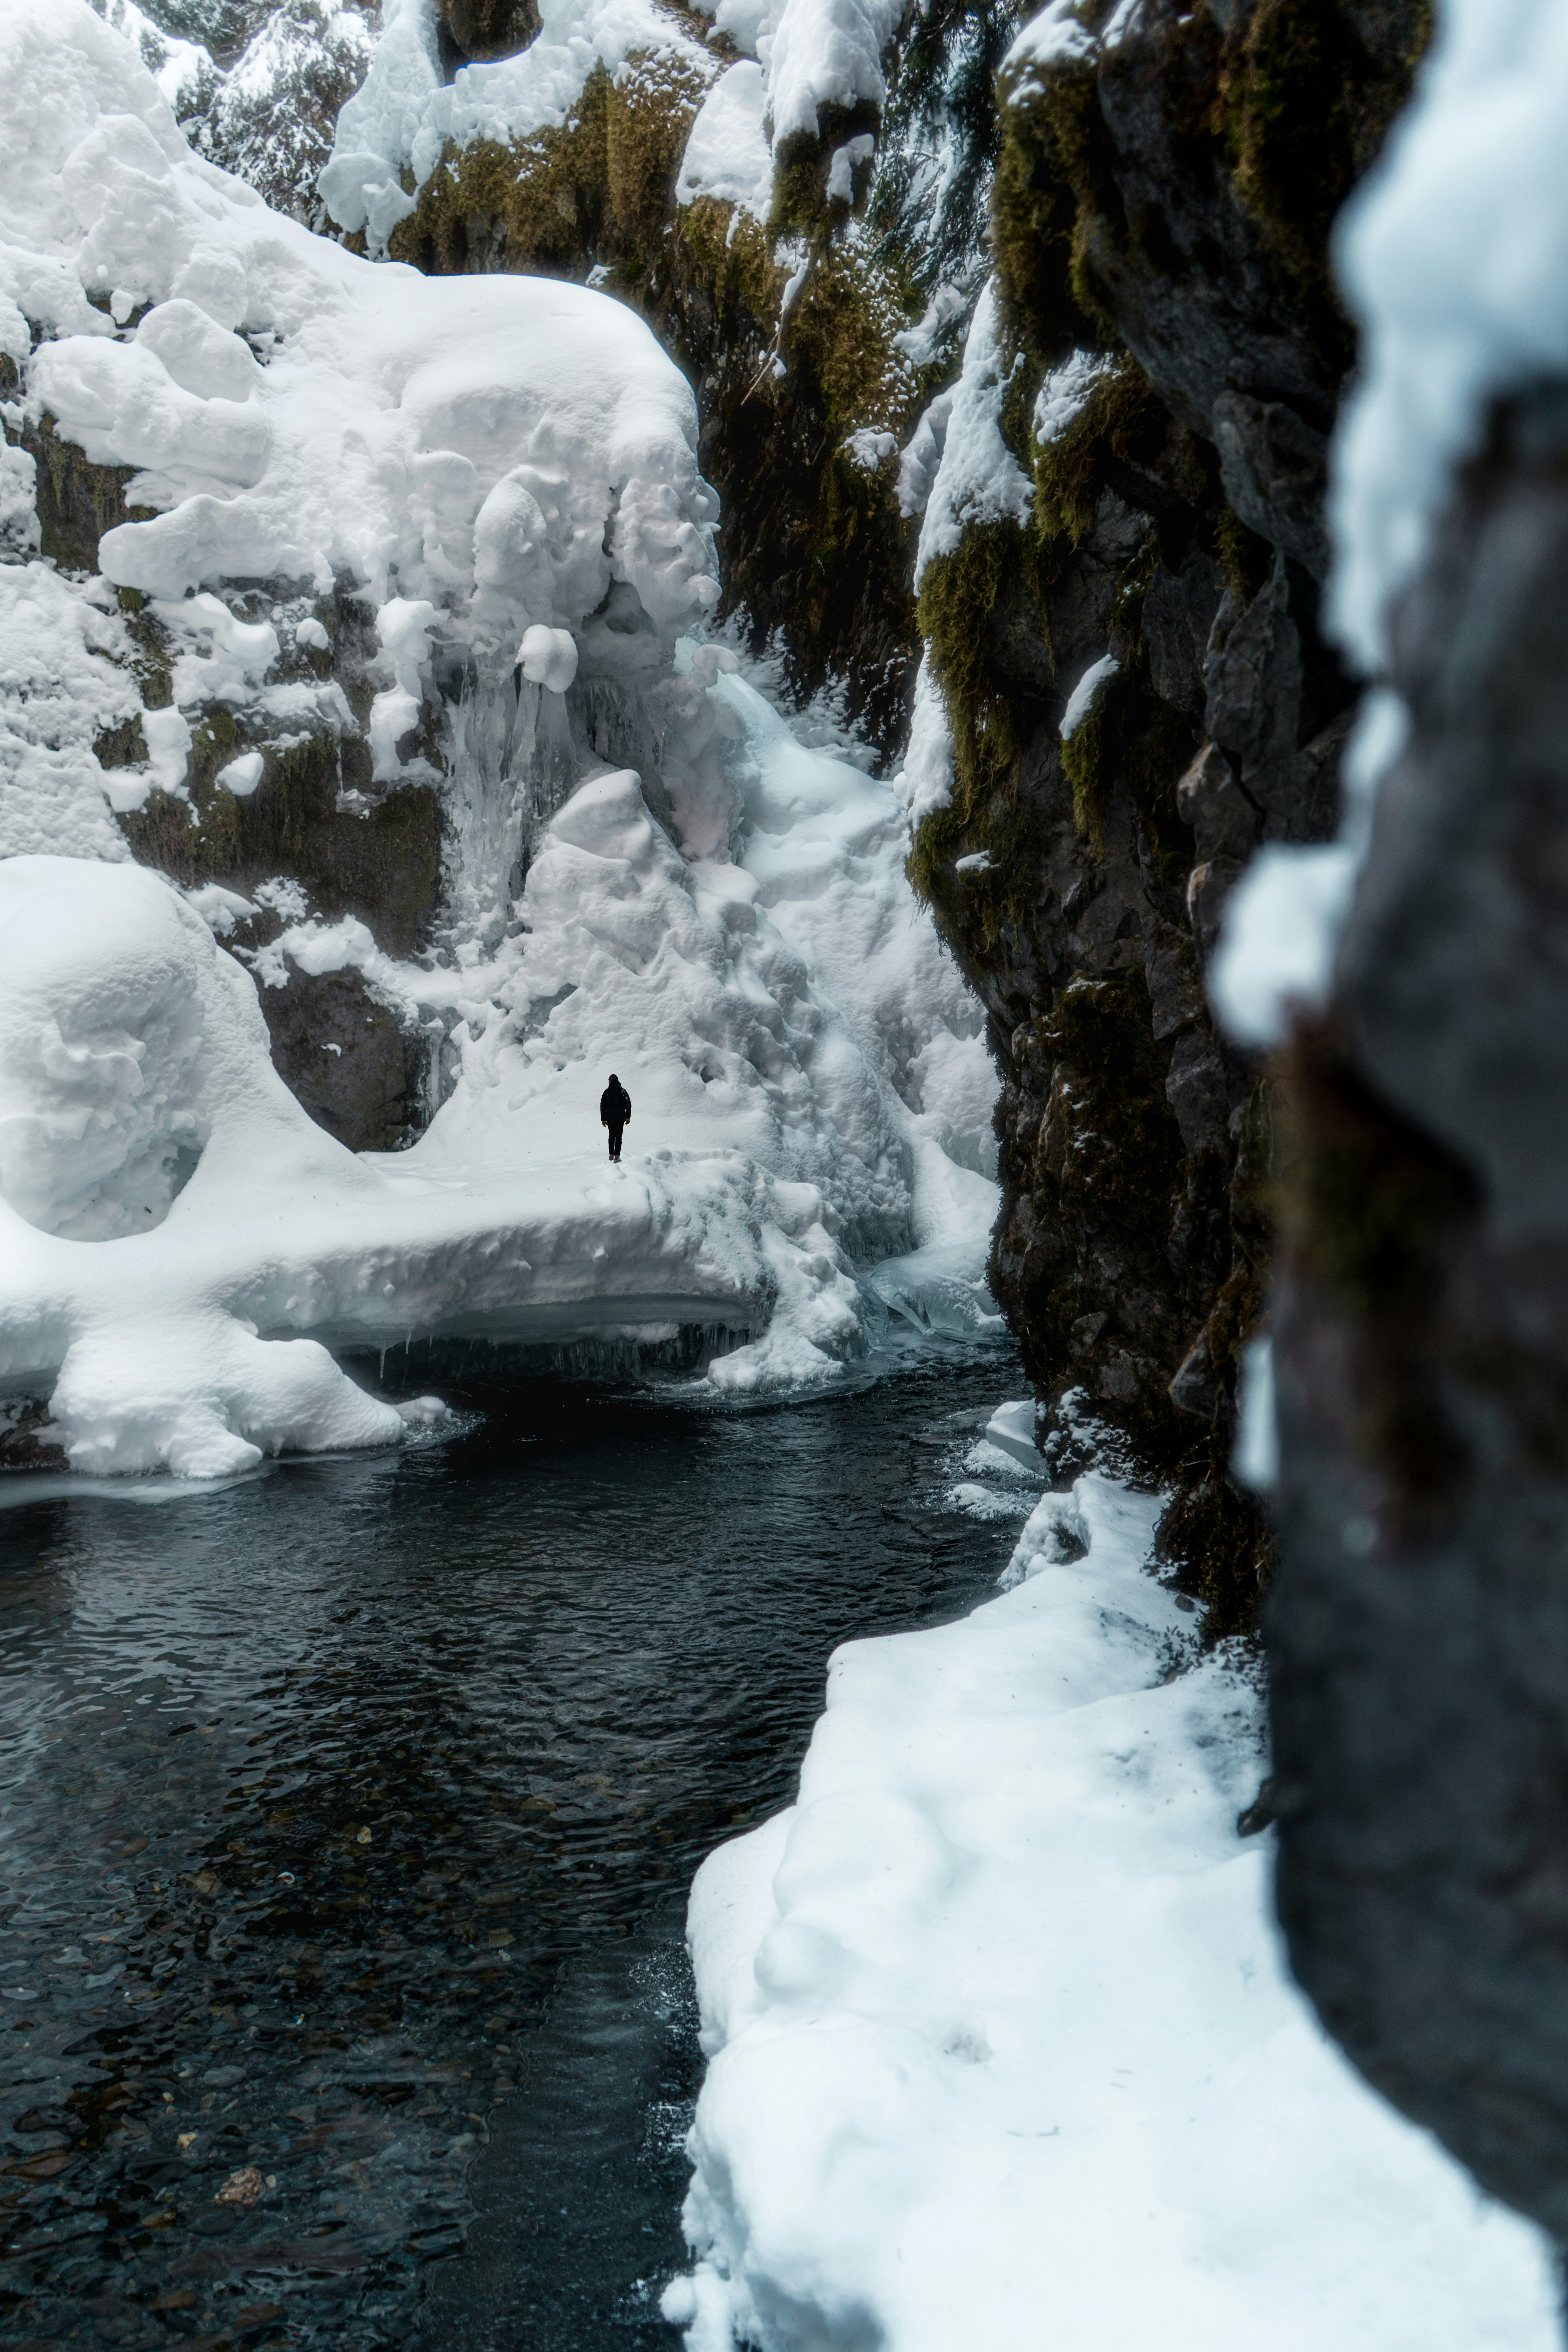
909, 519, 1038, 917
1060, 688, 1108, 852
991, 50, 1107, 361
1219, 0, 1434, 342
674, 190, 782, 320
784, 240, 920, 441
1029, 358, 1163, 550
768, 100, 881, 238
120, 726, 442, 955
390, 49, 710, 276
1213, 504, 1274, 608
23, 416, 133, 571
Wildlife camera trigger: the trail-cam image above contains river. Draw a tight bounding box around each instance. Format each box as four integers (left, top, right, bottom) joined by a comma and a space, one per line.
0, 1337, 1022, 2350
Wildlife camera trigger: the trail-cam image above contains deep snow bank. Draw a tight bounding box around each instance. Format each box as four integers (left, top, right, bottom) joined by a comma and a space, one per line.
664, 1452, 1559, 2351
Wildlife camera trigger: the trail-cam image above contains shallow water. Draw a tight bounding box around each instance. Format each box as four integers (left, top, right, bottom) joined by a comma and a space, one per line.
0, 1343, 1027, 2350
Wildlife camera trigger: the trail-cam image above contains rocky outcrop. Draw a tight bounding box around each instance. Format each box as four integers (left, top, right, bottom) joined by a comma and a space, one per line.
17, 425, 444, 1151
1265, 385, 1568, 2240
908, 0, 1427, 1632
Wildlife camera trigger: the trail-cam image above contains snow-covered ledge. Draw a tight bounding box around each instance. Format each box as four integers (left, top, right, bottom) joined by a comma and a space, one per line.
664, 1461, 1559, 2349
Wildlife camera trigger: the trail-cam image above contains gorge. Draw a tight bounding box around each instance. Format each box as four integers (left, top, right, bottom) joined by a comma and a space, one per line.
4, 0, 1568, 2343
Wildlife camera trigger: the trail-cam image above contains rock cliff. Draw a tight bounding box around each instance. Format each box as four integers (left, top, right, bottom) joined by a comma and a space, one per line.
907, 0, 1428, 1632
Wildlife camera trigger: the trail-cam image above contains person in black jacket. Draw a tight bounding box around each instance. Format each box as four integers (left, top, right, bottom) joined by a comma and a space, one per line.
600, 1073, 631, 1162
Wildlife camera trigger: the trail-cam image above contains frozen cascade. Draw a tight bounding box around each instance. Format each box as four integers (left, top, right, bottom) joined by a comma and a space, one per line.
0, 0, 1001, 1469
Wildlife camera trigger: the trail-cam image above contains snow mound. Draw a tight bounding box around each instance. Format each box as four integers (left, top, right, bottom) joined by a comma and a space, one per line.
666, 1468, 1560, 2351
321, 0, 717, 255
0, 565, 142, 858
0, 855, 408, 1475
0, 858, 214, 1242
759, 0, 902, 146
677, 61, 773, 221
4, 0, 717, 641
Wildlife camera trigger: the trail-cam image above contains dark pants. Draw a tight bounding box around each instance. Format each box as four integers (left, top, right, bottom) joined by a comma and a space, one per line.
607, 1123, 624, 1162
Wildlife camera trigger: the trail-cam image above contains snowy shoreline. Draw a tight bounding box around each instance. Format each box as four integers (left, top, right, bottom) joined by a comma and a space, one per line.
662, 1418, 1561, 2352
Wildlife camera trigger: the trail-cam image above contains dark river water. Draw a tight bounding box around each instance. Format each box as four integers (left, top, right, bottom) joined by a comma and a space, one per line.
0, 1338, 1022, 2352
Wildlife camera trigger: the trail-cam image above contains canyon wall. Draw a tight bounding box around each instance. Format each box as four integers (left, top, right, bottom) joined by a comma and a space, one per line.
907, 0, 1426, 1630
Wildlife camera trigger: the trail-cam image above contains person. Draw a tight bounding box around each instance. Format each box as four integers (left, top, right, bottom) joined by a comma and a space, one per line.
600, 1072, 632, 1162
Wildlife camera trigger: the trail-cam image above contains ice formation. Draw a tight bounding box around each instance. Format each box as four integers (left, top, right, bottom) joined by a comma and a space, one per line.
665, 1448, 1560, 2351
0, 0, 996, 1476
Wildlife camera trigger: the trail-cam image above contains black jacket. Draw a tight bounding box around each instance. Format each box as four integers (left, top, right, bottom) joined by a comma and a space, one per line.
600, 1082, 631, 1127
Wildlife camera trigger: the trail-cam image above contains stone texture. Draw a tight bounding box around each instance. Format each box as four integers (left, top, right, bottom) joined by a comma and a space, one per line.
1268, 388, 1568, 2239
907, 0, 1427, 1627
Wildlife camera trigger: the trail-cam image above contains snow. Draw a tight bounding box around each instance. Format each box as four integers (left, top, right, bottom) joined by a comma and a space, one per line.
1004, 0, 1098, 96
215, 749, 263, 795
980, 1394, 1040, 1472
891, 655, 955, 826
1033, 344, 1112, 443
842, 426, 895, 472
677, 61, 774, 221
0, 0, 996, 1475
0, 563, 142, 859
1060, 650, 1117, 738
914, 279, 1033, 586
894, 387, 952, 519
321, 0, 714, 256
1208, 842, 1359, 1047
759, 0, 901, 144
891, 285, 966, 372
91, 0, 216, 119
665, 1457, 1561, 2352
1330, 0, 1568, 671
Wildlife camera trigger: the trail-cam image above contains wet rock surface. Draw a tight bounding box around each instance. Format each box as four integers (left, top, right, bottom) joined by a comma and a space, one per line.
1267, 390, 1568, 2240
909, 0, 1427, 1631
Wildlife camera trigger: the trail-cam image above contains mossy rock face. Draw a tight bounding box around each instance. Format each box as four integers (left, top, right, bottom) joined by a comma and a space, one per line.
23, 416, 137, 573
906, 0, 1430, 1635
115, 728, 442, 1154
117, 724, 441, 960
390, 53, 711, 278
256, 964, 427, 1155
769, 99, 880, 236
103, 618, 444, 1152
